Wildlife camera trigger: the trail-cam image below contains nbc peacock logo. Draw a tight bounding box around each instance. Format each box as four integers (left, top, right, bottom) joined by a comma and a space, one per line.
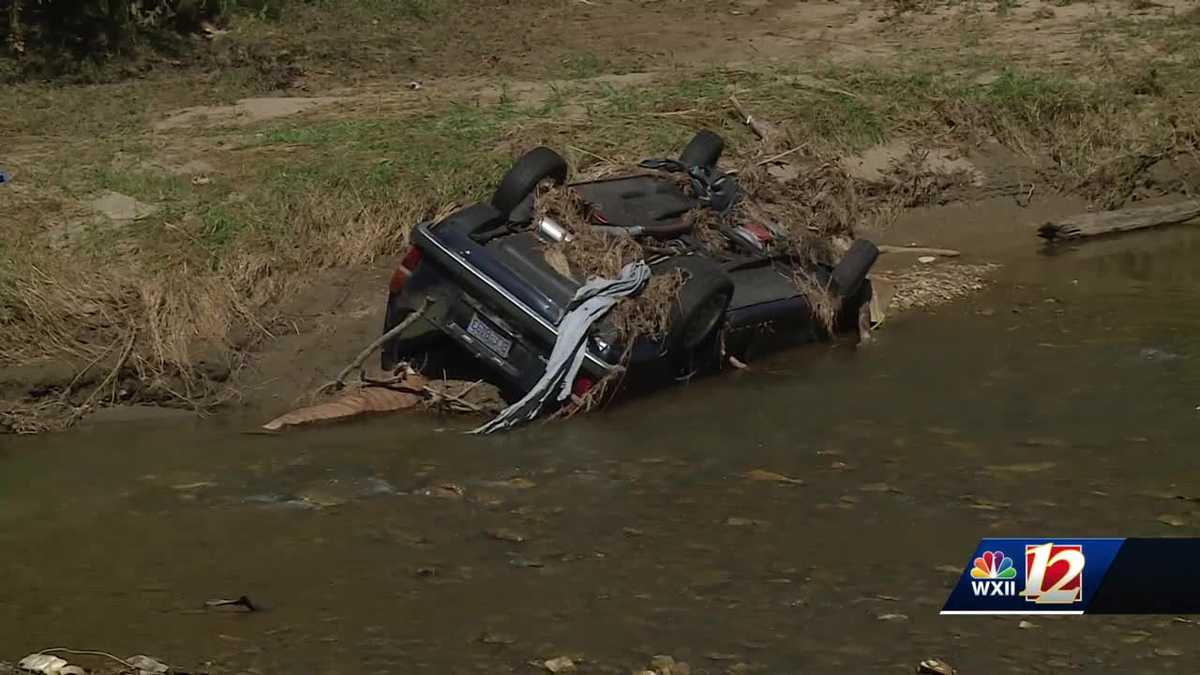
969, 550, 1018, 597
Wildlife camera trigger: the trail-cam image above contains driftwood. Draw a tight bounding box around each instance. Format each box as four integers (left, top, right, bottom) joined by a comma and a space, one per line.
317, 299, 428, 395
878, 245, 961, 258
1038, 200, 1200, 242
729, 95, 784, 145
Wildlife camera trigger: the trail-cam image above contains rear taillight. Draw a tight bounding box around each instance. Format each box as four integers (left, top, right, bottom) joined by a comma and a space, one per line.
402, 246, 422, 270
389, 246, 423, 292
572, 376, 595, 398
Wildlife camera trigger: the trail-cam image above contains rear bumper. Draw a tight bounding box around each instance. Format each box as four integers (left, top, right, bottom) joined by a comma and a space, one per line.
382, 221, 619, 388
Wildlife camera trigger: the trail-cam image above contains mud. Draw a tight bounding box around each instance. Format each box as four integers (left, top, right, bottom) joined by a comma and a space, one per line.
152, 96, 347, 131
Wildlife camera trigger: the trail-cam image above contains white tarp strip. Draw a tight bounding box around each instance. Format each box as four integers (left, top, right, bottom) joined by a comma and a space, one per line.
471, 260, 650, 434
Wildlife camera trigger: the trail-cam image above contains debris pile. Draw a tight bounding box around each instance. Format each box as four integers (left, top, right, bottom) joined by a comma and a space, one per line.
538, 184, 685, 344
874, 263, 1000, 312
262, 372, 506, 431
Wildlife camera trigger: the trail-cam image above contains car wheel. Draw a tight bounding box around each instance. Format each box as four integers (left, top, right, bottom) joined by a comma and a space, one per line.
660, 256, 734, 352
679, 129, 725, 168
491, 147, 569, 218
830, 239, 880, 299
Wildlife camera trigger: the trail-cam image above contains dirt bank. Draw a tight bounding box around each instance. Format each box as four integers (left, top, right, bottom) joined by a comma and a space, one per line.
2, 0, 1199, 432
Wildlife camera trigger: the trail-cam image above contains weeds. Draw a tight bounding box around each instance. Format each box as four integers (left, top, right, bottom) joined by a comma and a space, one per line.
559, 51, 608, 80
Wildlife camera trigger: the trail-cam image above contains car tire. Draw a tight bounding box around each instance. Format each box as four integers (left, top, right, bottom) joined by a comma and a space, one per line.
660, 256, 734, 352
679, 129, 725, 168
491, 147, 569, 218
830, 239, 879, 299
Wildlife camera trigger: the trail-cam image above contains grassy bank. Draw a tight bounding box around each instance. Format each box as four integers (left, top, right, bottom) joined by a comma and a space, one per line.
2, 1, 1198, 431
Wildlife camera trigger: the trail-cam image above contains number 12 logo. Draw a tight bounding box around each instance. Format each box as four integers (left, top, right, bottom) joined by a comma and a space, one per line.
1022, 543, 1085, 604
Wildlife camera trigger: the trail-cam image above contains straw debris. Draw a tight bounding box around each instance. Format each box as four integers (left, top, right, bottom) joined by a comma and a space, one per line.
536, 184, 683, 345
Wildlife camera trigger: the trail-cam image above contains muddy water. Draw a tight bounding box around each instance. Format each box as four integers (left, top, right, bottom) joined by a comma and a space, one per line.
3, 229, 1200, 674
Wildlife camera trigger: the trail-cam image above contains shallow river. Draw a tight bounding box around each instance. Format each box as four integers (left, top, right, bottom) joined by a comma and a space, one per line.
2, 228, 1199, 674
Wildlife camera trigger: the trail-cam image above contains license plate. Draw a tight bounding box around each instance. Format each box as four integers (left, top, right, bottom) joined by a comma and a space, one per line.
466, 314, 513, 358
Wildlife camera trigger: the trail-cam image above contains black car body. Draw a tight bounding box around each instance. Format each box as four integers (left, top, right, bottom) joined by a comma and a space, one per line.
381, 131, 879, 402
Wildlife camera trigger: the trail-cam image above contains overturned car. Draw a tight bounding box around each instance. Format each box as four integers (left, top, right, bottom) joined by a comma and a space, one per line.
380, 130, 879, 416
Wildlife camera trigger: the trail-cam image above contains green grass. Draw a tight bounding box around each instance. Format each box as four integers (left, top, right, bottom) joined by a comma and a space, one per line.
558, 52, 609, 80
199, 205, 245, 250
93, 167, 192, 204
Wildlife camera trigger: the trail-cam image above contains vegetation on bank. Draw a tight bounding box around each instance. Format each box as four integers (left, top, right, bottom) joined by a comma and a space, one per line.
2, 1, 1198, 431
0, 0, 460, 81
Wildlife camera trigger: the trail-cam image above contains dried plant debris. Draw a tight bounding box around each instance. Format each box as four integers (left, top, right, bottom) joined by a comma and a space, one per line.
531, 145, 990, 366
791, 267, 838, 334
538, 185, 684, 345
558, 225, 644, 282
875, 263, 1001, 312
611, 269, 684, 342
261, 377, 505, 430
262, 386, 423, 430
737, 160, 863, 244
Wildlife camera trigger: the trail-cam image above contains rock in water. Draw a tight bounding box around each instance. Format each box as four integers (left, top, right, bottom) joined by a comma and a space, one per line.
17, 655, 68, 674
126, 655, 170, 674
543, 656, 576, 673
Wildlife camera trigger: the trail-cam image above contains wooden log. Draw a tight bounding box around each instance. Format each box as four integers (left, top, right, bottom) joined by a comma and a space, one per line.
877, 245, 961, 258
1038, 200, 1200, 242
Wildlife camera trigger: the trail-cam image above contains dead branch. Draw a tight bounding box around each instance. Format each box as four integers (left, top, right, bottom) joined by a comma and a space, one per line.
63, 337, 121, 396
68, 330, 135, 422
756, 144, 808, 167
567, 145, 619, 165
792, 78, 861, 100
360, 371, 420, 388
878, 245, 962, 257
423, 380, 485, 413
644, 109, 699, 117
1038, 199, 1200, 241
729, 95, 782, 143
318, 300, 428, 395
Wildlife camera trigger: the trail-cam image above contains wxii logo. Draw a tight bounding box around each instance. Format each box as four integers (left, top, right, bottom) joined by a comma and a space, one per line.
970, 550, 1017, 597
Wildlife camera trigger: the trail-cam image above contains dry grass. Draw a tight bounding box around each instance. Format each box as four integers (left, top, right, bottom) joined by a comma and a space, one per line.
0, 186, 416, 431
536, 184, 683, 344
737, 160, 856, 258
927, 71, 1200, 209
683, 207, 729, 250
610, 269, 684, 343
538, 183, 644, 280
728, 137, 983, 332
791, 267, 838, 334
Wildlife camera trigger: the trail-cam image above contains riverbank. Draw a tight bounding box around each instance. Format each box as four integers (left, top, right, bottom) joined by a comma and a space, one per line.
3, 0, 1198, 432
